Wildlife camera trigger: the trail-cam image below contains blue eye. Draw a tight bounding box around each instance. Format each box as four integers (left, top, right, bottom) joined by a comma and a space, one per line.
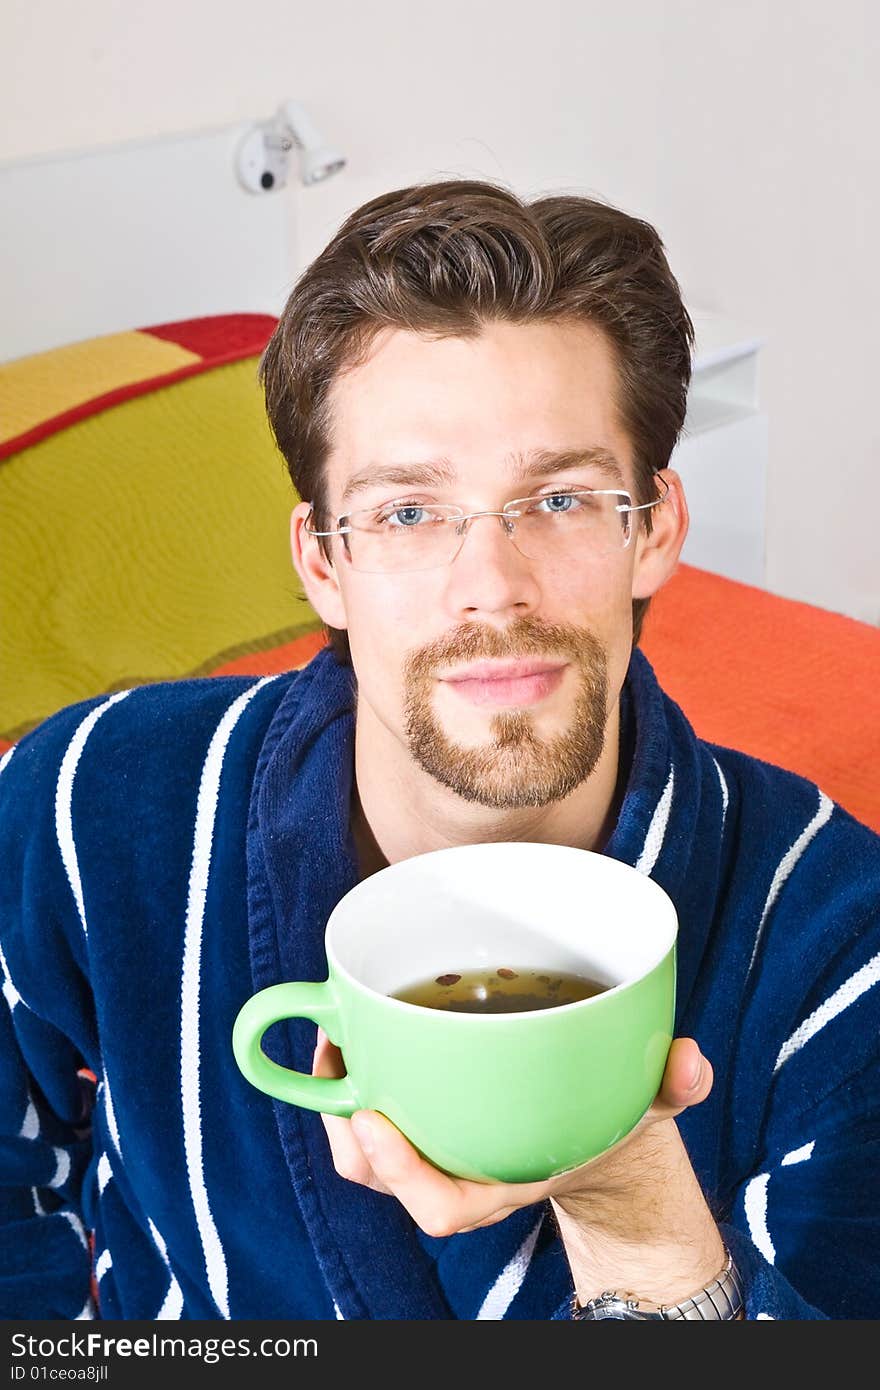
387, 505, 427, 527
538, 493, 579, 513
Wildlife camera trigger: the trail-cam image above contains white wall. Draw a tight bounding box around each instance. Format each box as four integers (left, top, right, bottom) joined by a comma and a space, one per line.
2, 0, 877, 623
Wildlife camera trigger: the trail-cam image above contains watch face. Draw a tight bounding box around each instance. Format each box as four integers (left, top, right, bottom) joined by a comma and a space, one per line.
572, 1294, 662, 1320
571, 1255, 744, 1321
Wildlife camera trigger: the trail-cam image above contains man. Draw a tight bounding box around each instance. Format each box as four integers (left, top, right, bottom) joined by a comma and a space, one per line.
2, 180, 878, 1321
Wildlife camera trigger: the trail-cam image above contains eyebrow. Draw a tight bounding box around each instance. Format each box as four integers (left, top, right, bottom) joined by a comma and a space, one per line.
340, 447, 627, 504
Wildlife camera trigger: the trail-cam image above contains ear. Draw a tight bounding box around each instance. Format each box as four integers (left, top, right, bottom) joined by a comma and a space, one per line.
290, 500, 349, 632
631, 469, 689, 600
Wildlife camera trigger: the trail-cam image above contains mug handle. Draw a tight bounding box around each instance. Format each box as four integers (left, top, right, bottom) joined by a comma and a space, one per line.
232, 981, 358, 1117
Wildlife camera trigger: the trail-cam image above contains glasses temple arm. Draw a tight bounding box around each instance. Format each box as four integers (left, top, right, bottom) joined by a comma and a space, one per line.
302, 506, 353, 537
619, 475, 670, 512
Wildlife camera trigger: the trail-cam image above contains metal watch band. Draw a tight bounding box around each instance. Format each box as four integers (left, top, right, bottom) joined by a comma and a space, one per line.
571, 1251, 745, 1321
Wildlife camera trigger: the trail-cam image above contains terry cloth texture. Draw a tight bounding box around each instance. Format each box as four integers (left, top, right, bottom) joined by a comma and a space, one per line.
1, 647, 879, 1319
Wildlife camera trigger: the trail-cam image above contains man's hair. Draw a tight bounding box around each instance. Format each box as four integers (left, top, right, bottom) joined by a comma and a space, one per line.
259, 178, 694, 661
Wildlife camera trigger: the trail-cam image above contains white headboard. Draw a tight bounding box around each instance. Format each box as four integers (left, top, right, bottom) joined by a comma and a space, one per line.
0, 121, 296, 363
0, 140, 767, 588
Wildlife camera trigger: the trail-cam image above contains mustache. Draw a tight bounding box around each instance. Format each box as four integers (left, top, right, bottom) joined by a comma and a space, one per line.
404, 617, 605, 681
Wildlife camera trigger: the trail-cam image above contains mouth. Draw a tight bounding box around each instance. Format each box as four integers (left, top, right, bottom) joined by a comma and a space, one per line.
439, 659, 568, 709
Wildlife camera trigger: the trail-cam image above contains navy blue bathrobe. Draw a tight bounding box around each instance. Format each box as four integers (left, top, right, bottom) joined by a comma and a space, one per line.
1, 646, 879, 1319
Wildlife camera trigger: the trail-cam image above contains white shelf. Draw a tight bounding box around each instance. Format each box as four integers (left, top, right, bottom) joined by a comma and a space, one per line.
685, 310, 765, 436
683, 394, 757, 437
672, 309, 768, 588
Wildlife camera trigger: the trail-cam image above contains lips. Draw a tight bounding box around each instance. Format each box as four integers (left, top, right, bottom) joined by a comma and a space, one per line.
441, 659, 566, 683
440, 660, 568, 708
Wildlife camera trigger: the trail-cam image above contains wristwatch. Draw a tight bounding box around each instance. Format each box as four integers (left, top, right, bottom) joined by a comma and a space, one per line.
571, 1251, 744, 1320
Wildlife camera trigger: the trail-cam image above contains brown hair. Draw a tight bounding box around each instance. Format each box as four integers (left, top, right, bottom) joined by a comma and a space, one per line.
259, 178, 694, 661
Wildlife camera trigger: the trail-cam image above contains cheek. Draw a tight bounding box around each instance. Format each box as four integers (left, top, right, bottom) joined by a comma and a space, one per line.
560, 554, 634, 629
340, 576, 426, 691
561, 561, 636, 691
341, 572, 422, 636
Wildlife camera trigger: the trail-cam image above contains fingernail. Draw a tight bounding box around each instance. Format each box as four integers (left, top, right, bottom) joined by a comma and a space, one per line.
351, 1113, 374, 1154
688, 1053, 704, 1090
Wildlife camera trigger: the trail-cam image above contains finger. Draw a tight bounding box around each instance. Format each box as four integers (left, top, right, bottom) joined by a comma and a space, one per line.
650, 1037, 714, 1120
311, 1026, 345, 1080
312, 1029, 392, 1193
454, 1206, 524, 1234
349, 1109, 548, 1237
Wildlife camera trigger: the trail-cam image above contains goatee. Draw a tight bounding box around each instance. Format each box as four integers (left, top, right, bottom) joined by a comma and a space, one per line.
402, 616, 608, 810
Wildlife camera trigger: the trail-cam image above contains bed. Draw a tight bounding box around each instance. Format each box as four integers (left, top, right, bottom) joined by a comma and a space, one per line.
2, 310, 877, 833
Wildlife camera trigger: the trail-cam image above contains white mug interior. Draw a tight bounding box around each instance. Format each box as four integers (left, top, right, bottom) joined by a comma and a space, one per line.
327, 842, 677, 1001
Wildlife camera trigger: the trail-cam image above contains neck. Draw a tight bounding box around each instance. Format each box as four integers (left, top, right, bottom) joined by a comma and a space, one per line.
351, 698, 625, 878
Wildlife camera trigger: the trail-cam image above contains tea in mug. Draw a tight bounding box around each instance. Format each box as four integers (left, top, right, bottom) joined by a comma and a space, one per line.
391, 966, 608, 1014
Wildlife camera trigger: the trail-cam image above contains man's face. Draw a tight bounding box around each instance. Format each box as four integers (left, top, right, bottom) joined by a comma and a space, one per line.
311, 319, 653, 809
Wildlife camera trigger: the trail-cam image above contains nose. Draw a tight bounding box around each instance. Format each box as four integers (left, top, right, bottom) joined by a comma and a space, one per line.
441, 511, 541, 618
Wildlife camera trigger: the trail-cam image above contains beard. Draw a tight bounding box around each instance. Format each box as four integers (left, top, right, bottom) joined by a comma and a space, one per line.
402, 616, 609, 810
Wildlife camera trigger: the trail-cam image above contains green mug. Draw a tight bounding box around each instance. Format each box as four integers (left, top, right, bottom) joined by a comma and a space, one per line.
232, 841, 677, 1183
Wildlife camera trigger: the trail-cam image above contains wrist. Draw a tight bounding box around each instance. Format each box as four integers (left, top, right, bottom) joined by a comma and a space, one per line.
571, 1250, 745, 1320
549, 1119, 725, 1306
551, 1199, 727, 1306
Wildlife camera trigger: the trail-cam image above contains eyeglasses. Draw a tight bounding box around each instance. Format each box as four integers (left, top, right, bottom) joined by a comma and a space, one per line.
304, 476, 669, 575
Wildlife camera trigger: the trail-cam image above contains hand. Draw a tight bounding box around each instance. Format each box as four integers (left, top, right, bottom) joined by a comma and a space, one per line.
311, 1028, 713, 1239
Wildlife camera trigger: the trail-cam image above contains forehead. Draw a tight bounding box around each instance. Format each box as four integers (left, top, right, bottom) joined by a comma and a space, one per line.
323, 319, 634, 500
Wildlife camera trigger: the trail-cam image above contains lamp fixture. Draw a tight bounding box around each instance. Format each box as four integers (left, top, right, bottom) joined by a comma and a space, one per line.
236, 100, 346, 193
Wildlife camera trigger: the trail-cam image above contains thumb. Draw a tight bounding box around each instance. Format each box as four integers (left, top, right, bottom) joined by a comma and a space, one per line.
656, 1037, 713, 1117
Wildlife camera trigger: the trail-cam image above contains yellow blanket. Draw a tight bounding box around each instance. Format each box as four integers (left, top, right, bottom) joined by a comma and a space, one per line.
0, 315, 322, 746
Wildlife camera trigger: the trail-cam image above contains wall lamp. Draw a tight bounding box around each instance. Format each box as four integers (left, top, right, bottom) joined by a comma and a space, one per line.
236, 100, 347, 193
